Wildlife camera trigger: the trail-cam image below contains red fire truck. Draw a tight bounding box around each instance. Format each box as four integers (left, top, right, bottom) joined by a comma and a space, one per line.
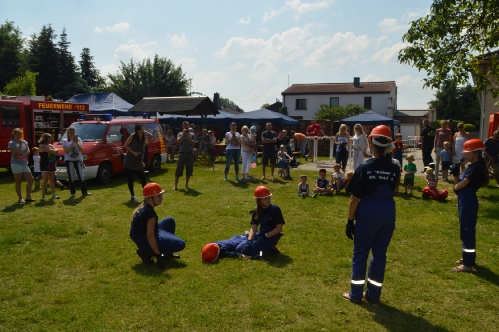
0, 96, 89, 168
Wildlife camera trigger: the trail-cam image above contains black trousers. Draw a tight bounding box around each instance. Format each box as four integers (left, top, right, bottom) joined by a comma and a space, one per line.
422, 147, 433, 167
126, 168, 147, 196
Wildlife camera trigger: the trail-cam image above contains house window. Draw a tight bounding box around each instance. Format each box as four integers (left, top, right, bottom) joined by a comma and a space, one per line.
364, 97, 372, 109
330, 97, 339, 107
295, 99, 307, 110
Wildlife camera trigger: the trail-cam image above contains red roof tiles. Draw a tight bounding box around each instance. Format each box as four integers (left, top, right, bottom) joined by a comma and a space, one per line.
282, 81, 396, 95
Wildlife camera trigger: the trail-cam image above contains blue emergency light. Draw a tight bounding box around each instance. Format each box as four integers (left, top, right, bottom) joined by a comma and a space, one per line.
142, 112, 147, 119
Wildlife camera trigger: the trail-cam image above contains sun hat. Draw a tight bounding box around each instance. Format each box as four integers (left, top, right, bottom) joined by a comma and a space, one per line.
406, 154, 415, 161
425, 168, 434, 175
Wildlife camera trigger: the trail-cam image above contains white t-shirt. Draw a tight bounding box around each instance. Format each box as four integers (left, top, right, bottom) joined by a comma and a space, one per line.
62, 138, 83, 162
332, 171, 345, 181
225, 132, 241, 150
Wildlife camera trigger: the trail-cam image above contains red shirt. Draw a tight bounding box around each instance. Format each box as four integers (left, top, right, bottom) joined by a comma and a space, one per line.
307, 124, 322, 136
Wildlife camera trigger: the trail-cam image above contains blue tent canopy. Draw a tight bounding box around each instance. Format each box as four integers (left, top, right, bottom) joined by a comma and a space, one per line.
229, 108, 299, 130
339, 110, 400, 138
156, 109, 234, 126
66, 92, 136, 117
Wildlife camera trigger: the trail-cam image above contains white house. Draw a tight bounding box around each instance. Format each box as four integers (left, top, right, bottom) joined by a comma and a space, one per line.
281, 78, 397, 119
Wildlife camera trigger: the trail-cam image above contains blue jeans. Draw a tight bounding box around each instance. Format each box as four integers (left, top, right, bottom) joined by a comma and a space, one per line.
133, 217, 186, 254
224, 148, 240, 176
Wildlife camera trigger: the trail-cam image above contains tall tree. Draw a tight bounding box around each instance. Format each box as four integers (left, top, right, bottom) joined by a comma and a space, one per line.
54, 27, 78, 99
27, 25, 59, 96
399, 0, 499, 97
0, 21, 26, 89
428, 82, 480, 126
79, 47, 104, 90
108, 54, 190, 104
0, 70, 37, 96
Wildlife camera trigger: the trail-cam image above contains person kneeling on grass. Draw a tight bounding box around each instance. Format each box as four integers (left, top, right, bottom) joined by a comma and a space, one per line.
239, 186, 285, 258
129, 183, 186, 269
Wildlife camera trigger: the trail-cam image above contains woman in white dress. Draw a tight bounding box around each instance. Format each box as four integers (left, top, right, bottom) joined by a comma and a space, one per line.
452, 122, 471, 172
351, 123, 368, 171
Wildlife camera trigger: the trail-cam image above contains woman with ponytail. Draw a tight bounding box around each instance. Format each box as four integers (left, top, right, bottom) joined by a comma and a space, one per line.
342, 125, 400, 304
452, 139, 488, 272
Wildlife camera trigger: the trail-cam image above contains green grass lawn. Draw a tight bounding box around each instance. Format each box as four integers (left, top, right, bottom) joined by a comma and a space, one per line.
1, 159, 499, 331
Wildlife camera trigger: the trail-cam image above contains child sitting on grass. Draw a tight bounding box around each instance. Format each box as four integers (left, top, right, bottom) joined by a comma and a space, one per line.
403, 154, 417, 195
298, 174, 317, 198
344, 170, 354, 194
330, 163, 345, 194
314, 169, 332, 196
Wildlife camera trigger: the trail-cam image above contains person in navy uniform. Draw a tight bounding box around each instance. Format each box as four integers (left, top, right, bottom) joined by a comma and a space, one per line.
240, 186, 285, 258
129, 183, 186, 269
201, 234, 249, 263
342, 125, 400, 304
452, 139, 488, 272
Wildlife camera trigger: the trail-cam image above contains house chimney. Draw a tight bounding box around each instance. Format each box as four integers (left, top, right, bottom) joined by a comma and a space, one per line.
354, 77, 360, 88
213, 92, 220, 110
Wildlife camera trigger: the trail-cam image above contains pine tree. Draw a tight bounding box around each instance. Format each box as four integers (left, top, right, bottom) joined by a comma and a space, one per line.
54, 27, 78, 99
79, 47, 103, 90
0, 21, 27, 90
27, 25, 59, 96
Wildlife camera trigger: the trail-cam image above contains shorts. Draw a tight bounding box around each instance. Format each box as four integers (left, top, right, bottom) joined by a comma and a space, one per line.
175, 153, 194, 177
332, 181, 345, 189
278, 160, 288, 168
441, 161, 451, 170
262, 152, 276, 165
403, 178, 414, 186
11, 163, 31, 174
307, 138, 315, 151
33, 171, 42, 180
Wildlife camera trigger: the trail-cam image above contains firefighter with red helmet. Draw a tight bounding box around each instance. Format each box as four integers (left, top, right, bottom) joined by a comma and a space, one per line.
452, 139, 488, 272
129, 183, 186, 269
342, 125, 400, 304
240, 186, 285, 258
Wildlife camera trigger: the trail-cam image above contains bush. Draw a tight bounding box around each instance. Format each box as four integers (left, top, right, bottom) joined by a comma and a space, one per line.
463, 123, 475, 131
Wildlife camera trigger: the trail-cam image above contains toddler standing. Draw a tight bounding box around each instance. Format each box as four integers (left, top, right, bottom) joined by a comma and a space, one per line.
439, 141, 452, 180
32, 147, 41, 190
403, 154, 417, 195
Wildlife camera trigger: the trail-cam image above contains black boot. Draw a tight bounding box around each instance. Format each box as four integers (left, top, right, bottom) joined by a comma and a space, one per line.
136, 249, 154, 264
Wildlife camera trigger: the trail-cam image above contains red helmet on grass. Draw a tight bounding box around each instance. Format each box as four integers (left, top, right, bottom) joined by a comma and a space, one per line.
143, 183, 165, 197
254, 186, 272, 199
202, 243, 220, 263
463, 139, 485, 152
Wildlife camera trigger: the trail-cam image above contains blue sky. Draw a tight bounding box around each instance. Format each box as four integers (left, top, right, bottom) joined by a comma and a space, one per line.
2, 0, 435, 112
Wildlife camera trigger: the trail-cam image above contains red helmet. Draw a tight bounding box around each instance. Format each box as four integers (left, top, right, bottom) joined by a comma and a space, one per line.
143, 183, 165, 197
201, 243, 219, 263
463, 139, 485, 152
368, 125, 392, 141
253, 186, 272, 199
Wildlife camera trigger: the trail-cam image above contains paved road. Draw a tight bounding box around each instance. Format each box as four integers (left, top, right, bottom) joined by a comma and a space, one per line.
295, 147, 429, 177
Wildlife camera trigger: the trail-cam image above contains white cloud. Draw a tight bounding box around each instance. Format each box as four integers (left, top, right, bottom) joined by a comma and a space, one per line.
114, 41, 158, 60
213, 26, 311, 61
305, 32, 371, 68
260, 28, 268, 33
362, 75, 383, 82
368, 42, 406, 64
247, 60, 278, 83
242, 86, 284, 107
192, 71, 227, 89
230, 63, 247, 70
263, 0, 334, 23
378, 18, 407, 33
100, 64, 119, 75
176, 58, 197, 73
94, 22, 130, 34
171, 33, 189, 48
238, 15, 251, 24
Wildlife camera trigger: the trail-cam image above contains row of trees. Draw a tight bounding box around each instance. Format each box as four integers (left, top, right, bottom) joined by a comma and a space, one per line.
0, 21, 190, 103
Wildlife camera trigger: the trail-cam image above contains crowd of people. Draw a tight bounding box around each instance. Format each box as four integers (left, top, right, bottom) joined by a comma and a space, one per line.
6, 120, 499, 305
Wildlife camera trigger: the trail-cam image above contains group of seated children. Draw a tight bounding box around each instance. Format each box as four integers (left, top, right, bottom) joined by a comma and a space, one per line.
297, 165, 354, 198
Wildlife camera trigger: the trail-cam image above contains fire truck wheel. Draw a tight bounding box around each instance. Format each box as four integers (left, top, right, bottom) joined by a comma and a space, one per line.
97, 163, 112, 184
149, 155, 161, 173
